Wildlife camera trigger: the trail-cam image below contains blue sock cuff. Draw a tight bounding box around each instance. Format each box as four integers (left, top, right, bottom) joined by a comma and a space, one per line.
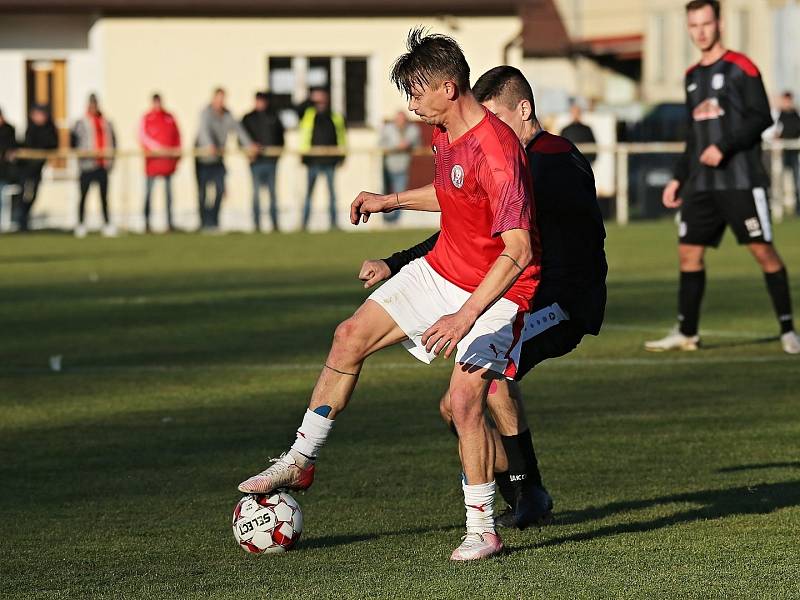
313, 405, 332, 418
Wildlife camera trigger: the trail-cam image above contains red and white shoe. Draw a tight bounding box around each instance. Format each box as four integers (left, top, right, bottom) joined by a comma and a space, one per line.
449, 531, 504, 561
237, 451, 315, 494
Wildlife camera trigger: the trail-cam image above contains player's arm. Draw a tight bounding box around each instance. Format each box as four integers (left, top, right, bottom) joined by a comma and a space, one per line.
358, 232, 440, 288
716, 70, 773, 157
350, 184, 439, 225
422, 228, 532, 357
665, 89, 696, 209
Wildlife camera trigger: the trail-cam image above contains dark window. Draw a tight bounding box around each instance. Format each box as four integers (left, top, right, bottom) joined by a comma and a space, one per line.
345, 58, 368, 126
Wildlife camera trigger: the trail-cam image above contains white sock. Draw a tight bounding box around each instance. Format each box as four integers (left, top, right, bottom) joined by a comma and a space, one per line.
463, 480, 496, 534
290, 409, 334, 460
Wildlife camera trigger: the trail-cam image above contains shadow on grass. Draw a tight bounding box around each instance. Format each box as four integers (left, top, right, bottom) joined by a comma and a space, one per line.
717, 462, 800, 473
700, 336, 779, 350
509, 480, 800, 552
299, 524, 459, 551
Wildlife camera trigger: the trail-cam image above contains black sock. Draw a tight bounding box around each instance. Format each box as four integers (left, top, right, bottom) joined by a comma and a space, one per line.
494, 470, 515, 507
678, 270, 706, 336
764, 268, 795, 334
500, 429, 543, 488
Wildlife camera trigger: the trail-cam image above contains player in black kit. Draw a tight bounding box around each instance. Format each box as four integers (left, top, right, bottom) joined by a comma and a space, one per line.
358, 66, 608, 528
646, 0, 799, 355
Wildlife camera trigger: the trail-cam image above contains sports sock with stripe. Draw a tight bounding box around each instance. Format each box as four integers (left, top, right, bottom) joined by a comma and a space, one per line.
462, 480, 496, 534
290, 409, 334, 460
764, 268, 795, 334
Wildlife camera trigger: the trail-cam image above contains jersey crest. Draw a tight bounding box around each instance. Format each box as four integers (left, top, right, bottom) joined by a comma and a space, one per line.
450, 164, 465, 188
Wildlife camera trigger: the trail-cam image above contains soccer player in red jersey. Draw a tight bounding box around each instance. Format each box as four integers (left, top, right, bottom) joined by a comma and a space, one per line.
238, 29, 540, 560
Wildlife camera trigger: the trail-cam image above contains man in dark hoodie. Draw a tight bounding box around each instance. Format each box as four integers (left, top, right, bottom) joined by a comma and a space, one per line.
242, 91, 285, 232
17, 105, 58, 231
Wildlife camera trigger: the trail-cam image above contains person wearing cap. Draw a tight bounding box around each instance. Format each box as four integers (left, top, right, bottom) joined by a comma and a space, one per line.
241, 91, 285, 232
17, 104, 58, 231
139, 93, 181, 232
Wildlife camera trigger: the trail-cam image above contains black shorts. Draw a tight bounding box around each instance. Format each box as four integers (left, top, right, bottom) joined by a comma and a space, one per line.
514, 307, 586, 381
679, 188, 773, 247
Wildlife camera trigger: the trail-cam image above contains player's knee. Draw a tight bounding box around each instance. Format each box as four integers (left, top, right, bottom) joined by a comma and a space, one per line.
331, 318, 368, 359
448, 388, 483, 430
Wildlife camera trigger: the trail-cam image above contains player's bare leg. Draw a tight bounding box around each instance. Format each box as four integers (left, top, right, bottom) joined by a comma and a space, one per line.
238, 300, 407, 494
746, 243, 799, 353
645, 244, 705, 351
447, 365, 504, 561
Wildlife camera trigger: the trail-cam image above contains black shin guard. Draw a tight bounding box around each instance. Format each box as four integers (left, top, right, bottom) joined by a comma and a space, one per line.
678, 270, 706, 337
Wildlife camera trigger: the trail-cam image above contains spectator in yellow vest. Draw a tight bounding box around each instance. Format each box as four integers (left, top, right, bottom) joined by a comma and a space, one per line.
298, 88, 346, 231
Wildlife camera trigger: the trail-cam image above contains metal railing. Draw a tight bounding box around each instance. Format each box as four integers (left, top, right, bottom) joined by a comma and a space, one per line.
5, 140, 799, 231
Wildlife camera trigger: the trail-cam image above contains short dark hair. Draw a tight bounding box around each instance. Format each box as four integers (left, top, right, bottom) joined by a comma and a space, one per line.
255, 91, 269, 101
472, 66, 535, 116
783, 91, 794, 100
152, 93, 161, 102
685, 0, 720, 19
390, 27, 470, 97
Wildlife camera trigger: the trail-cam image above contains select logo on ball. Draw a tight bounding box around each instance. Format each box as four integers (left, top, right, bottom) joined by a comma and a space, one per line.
232, 492, 303, 554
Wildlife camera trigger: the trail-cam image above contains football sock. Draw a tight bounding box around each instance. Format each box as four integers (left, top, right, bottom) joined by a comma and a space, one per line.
290, 409, 334, 460
463, 481, 496, 534
678, 270, 706, 337
500, 429, 543, 488
764, 268, 795, 334
494, 470, 516, 507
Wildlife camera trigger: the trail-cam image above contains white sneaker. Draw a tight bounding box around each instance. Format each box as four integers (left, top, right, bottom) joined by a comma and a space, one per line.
450, 531, 504, 561
644, 327, 700, 352
74, 224, 87, 238
237, 451, 316, 495
101, 224, 118, 238
781, 331, 800, 355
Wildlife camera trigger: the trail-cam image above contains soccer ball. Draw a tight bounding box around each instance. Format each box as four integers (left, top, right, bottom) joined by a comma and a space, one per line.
232, 492, 303, 554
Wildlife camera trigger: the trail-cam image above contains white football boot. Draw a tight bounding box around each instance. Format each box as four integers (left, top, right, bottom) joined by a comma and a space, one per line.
644, 326, 700, 352
238, 451, 315, 495
781, 331, 800, 355
74, 224, 88, 238
450, 531, 504, 561
101, 223, 118, 238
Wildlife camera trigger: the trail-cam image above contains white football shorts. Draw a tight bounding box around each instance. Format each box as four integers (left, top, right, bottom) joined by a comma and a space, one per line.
368, 257, 525, 378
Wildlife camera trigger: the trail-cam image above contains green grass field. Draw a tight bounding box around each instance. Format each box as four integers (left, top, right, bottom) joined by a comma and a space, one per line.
1, 221, 799, 599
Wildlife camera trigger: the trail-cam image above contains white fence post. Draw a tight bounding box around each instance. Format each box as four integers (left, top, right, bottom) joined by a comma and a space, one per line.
615, 144, 629, 226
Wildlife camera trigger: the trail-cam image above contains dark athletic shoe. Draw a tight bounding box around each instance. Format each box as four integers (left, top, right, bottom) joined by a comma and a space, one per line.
495, 484, 554, 530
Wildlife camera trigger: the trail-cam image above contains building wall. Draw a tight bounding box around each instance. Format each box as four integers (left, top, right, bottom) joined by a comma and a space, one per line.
643, 0, 777, 104
0, 14, 521, 232
555, 0, 645, 40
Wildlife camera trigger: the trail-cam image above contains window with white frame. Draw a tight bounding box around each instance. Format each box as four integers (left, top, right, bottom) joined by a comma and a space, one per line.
268, 55, 369, 129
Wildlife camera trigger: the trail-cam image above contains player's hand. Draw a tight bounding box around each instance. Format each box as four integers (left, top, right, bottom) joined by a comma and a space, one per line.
662, 179, 683, 209
350, 191, 391, 225
699, 144, 724, 167
422, 311, 476, 359
358, 259, 391, 289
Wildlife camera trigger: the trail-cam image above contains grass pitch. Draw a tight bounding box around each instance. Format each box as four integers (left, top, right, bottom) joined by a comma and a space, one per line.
1, 221, 799, 599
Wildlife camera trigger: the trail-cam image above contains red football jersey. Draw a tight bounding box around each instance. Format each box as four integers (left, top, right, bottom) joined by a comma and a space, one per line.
425, 109, 541, 311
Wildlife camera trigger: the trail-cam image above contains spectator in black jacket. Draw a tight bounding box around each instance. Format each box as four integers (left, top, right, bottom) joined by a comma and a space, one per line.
0, 107, 19, 217
242, 91, 285, 232
777, 91, 800, 214
560, 102, 597, 163
18, 105, 58, 231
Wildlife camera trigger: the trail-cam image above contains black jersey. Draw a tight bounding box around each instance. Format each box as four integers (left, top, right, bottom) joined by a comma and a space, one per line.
674, 50, 773, 192
383, 131, 607, 336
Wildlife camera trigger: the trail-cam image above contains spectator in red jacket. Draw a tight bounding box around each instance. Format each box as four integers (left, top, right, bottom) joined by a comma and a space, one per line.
139, 93, 181, 232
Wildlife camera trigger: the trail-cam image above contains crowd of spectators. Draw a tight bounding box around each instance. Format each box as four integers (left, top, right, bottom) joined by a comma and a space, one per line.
0, 86, 420, 235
